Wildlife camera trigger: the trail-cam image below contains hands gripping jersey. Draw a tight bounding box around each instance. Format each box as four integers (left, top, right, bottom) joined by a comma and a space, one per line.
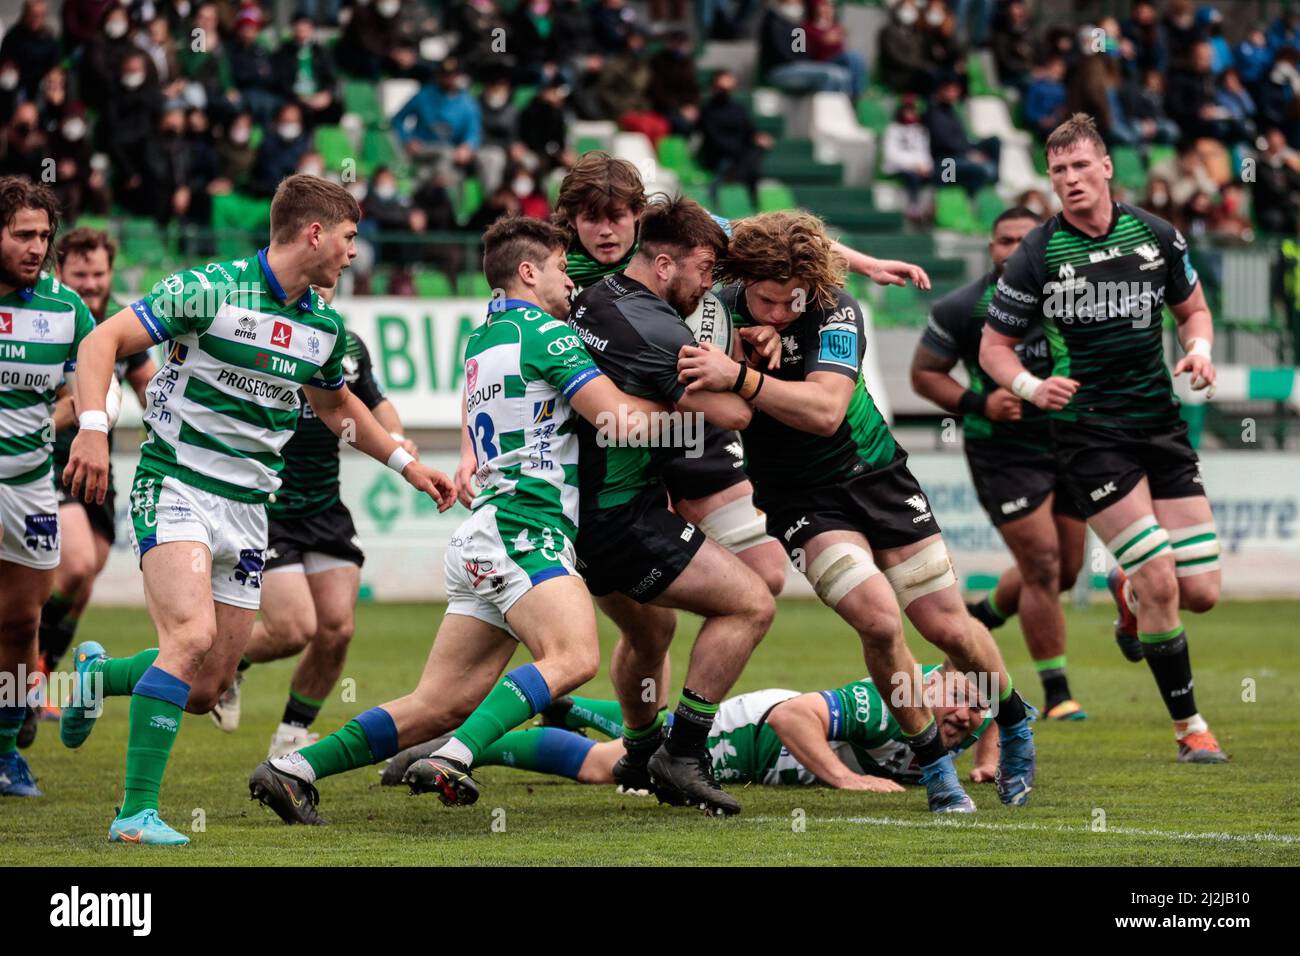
986, 201, 1199, 428
922, 271, 1052, 451
269, 330, 386, 520
131, 249, 349, 503
719, 283, 895, 499
0, 273, 95, 485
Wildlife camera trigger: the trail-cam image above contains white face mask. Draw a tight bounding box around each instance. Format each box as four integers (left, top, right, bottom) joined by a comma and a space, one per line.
122, 72, 145, 89
897, 5, 918, 26
230, 126, 251, 144
374, 182, 397, 199
0, 71, 17, 91
62, 118, 87, 141
378, 0, 401, 17
485, 91, 509, 110
512, 176, 534, 196
926, 7, 946, 27
106, 18, 129, 39
278, 123, 302, 140
779, 3, 803, 20
300, 163, 324, 177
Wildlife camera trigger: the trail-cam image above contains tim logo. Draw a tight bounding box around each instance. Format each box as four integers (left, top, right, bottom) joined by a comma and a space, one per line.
254, 352, 270, 369
533, 398, 555, 423
466, 558, 494, 588
23, 512, 58, 552
232, 549, 265, 588
466, 358, 479, 394
234, 315, 258, 340
0, 312, 11, 334
270, 322, 293, 349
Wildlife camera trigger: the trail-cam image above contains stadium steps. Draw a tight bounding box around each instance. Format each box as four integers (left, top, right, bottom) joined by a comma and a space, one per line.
790, 184, 903, 231
757, 182, 797, 212
342, 80, 382, 125
761, 139, 844, 185
934, 186, 979, 233
657, 134, 709, 186
716, 183, 756, 219
457, 272, 494, 297
314, 124, 356, 173
413, 272, 454, 297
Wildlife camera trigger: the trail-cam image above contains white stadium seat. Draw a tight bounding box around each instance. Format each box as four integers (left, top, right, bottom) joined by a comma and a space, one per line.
809, 92, 875, 186
380, 78, 419, 122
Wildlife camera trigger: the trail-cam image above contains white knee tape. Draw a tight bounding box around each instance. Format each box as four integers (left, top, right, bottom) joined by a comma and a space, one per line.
806, 542, 879, 608
1106, 516, 1171, 576
882, 541, 956, 609
697, 495, 776, 555
1168, 522, 1220, 577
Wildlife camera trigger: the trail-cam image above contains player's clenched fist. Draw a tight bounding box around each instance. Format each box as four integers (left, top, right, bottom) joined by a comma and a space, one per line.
738, 325, 782, 370
1030, 375, 1079, 411
400, 461, 457, 512
985, 387, 1023, 422
453, 448, 478, 509
678, 341, 739, 393
1174, 352, 1217, 395
64, 429, 111, 506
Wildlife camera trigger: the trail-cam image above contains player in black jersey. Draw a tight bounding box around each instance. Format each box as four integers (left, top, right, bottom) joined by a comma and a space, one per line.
911, 207, 1088, 721
679, 211, 1038, 811
211, 285, 418, 759
982, 115, 1226, 764
567, 197, 776, 815
25, 229, 156, 743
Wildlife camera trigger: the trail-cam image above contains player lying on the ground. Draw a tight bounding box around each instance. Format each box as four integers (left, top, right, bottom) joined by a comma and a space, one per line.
0, 179, 98, 797
57, 175, 455, 845
560, 195, 778, 815
212, 286, 420, 761
246, 216, 675, 826
19, 228, 157, 748
910, 206, 1088, 720
981, 113, 1226, 763
382, 665, 999, 795
677, 211, 1038, 812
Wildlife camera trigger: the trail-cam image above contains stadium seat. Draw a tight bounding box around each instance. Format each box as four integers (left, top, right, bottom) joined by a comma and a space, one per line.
458, 177, 483, 224
362, 128, 402, 174
314, 125, 355, 172
975, 186, 1005, 230
757, 182, 797, 212
414, 272, 453, 297
934, 187, 979, 233
513, 85, 537, 109
342, 80, 381, 122
369, 271, 389, 295
458, 272, 493, 297
380, 78, 420, 122
855, 94, 893, 136
809, 92, 875, 186
657, 135, 707, 185
717, 183, 756, 220
1111, 146, 1146, 195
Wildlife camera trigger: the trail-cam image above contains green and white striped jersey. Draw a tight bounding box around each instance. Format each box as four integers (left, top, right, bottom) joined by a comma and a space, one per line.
463, 299, 602, 538
131, 249, 348, 503
0, 272, 96, 485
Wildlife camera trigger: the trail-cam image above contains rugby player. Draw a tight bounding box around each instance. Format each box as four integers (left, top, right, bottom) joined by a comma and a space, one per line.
678, 211, 1039, 811
246, 216, 670, 825
59, 175, 455, 844
382, 665, 1000, 793
211, 286, 418, 761
981, 114, 1227, 763
562, 195, 776, 815
0, 178, 97, 797
911, 207, 1089, 720
23, 229, 157, 744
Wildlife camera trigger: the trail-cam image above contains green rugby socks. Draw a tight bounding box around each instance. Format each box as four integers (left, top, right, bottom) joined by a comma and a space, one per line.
119, 665, 189, 818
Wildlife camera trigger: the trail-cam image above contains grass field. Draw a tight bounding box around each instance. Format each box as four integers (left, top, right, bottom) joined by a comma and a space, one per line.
4, 599, 1299, 866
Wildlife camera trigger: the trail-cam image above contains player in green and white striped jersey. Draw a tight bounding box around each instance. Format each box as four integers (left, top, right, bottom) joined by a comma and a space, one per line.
58, 175, 454, 845
249, 216, 667, 827
0, 179, 96, 798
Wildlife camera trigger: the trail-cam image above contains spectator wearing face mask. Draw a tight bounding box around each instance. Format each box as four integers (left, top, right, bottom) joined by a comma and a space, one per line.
506, 164, 549, 218
251, 102, 311, 196
1024, 55, 1069, 141
879, 1, 930, 94
1016, 188, 1052, 219
179, 3, 240, 123
519, 76, 577, 174
0, 1, 62, 99
881, 95, 933, 220
49, 102, 110, 221
445, 0, 511, 80
648, 30, 701, 133
464, 182, 521, 233
759, 0, 854, 95
100, 52, 165, 214
336, 0, 420, 80
0, 62, 21, 128
392, 57, 482, 187
1143, 176, 1176, 223
35, 66, 71, 135
185, 107, 221, 228
926, 72, 999, 195
920, 1, 966, 82
213, 110, 256, 194
1210, 184, 1253, 242
992, 1, 1034, 94
697, 69, 771, 208
1122, 0, 1168, 80
1252, 127, 1300, 235
62, 0, 120, 55
275, 12, 343, 128
147, 104, 198, 225
477, 73, 522, 194
1161, 0, 1204, 74
135, 15, 185, 98
227, 5, 283, 125
590, 0, 645, 54
510, 0, 567, 86
81, 4, 143, 110
362, 166, 424, 274
0, 102, 49, 180
1119, 68, 1181, 148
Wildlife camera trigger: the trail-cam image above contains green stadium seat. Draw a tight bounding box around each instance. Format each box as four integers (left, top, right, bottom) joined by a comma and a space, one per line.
71, 214, 111, 234
343, 79, 381, 121
212, 194, 272, 258
575, 136, 606, 155
967, 52, 994, 98
362, 128, 403, 174
458, 177, 484, 224
717, 183, 755, 220
757, 182, 797, 212
369, 271, 389, 295
414, 271, 453, 297
313, 125, 355, 172
513, 85, 537, 109
855, 95, 892, 135
934, 187, 978, 233
657, 134, 707, 185
1111, 146, 1146, 194
975, 187, 1004, 231
879, 282, 927, 327
458, 272, 493, 297
1147, 144, 1176, 168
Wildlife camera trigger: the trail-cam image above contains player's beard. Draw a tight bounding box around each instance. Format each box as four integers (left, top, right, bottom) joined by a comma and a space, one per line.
0, 249, 43, 290
666, 273, 704, 318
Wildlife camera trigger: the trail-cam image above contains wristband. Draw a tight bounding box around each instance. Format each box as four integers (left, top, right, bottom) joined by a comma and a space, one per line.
387, 446, 415, 474
731, 362, 749, 393
748, 371, 766, 401
1185, 337, 1212, 359
957, 389, 988, 416
1010, 370, 1043, 402
78, 410, 109, 434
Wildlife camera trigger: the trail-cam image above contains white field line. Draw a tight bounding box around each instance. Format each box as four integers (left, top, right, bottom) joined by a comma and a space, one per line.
743, 815, 1300, 845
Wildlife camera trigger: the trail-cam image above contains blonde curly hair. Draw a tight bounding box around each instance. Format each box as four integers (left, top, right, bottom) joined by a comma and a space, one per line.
717, 211, 847, 310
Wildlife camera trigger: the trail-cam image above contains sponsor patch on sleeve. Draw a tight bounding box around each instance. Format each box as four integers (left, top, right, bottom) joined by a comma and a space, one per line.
817, 324, 859, 370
